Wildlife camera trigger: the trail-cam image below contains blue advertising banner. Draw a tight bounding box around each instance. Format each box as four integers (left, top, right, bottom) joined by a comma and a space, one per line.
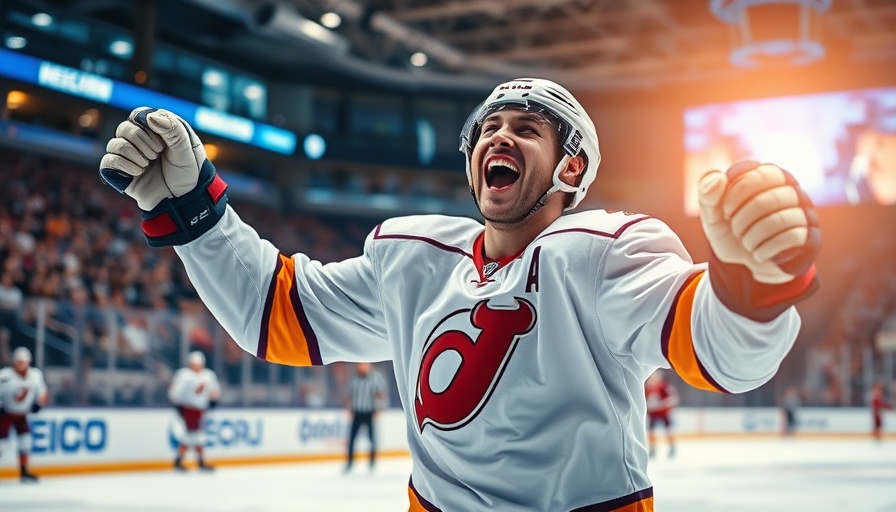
0, 48, 296, 155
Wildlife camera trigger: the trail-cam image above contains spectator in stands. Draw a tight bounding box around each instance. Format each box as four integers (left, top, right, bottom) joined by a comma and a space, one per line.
27, 259, 61, 299
0, 270, 24, 361
42, 284, 98, 368
52, 374, 77, 406
120, 315, 150, 361
114, 377, 146, 406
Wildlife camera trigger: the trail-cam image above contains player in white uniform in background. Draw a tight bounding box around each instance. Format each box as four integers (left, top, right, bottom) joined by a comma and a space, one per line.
168, 350, 220, 471
100, 78, 821, 511
0, 347, 47, 482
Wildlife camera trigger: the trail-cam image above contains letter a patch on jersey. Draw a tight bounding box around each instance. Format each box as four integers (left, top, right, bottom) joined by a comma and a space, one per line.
414, 298, 536, 432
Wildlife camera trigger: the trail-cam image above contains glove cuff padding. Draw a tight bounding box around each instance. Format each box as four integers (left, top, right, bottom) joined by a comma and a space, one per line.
708, 251, 819, 322
140, 160, 228, 247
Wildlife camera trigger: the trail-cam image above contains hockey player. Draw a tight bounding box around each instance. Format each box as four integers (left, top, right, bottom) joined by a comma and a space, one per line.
645, 370, 679, 458
0, 347, 47, 482
169, 351, 220, 471
871, 382, 893, 442
99, 78, 820, 511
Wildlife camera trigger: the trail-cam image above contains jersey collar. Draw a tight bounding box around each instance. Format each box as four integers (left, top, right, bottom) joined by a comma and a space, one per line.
472, 232, 526, 281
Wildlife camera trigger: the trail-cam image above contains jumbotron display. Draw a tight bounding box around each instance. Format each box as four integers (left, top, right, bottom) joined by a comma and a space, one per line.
683, 86, 896, 215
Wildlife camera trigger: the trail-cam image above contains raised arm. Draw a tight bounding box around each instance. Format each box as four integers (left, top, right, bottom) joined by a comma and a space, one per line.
100, 108, 390, 366
601, 161, 819, 393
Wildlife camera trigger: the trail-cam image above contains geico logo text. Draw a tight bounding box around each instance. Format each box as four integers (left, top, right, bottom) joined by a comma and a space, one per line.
30, 418, 107, 454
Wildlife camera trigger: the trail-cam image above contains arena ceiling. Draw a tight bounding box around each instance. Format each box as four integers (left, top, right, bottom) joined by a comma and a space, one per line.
17, 0, 896, 92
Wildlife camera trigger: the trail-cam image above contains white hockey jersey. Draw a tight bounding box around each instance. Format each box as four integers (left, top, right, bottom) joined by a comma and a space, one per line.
175, 206, 803, 511
168, 368, 220, 410
0, 367, 47, 415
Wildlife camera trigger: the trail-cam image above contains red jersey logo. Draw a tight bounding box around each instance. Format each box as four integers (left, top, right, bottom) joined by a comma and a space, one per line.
13, 386, 29, 402
414, 298, 536, 432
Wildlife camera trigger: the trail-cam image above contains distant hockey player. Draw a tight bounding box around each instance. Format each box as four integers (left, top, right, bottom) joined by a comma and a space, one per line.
100, 78, 821, 510
871, 382, 893, 442
0, 347, 47, 482
169, 351, 220, 471
645, 370, 679, 458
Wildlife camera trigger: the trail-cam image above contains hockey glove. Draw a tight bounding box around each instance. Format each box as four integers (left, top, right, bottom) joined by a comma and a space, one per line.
99, 107, 228, 247
208, 399, 218, 410
698, 161, 820, 320
31, 403, 42, 414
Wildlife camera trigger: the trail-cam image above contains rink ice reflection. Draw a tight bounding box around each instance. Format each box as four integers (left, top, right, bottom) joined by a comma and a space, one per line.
1, 438, 894, 512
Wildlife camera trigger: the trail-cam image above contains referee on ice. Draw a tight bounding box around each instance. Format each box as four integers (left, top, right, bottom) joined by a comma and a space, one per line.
344, 362, 387, 472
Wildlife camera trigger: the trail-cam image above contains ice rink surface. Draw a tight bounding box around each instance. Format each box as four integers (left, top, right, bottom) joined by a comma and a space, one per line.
1, 437, 894, 512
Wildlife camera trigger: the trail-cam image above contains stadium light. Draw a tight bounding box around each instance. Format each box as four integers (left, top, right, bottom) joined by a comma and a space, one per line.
5, 36, 26, 49
253, 3, 349, 55
709, 0, 832, 68
31, 13, 53, 27
320, 12, 342, 29
109, 40, 133, 58
6, 90, 27, 109
410, 52, 428, 67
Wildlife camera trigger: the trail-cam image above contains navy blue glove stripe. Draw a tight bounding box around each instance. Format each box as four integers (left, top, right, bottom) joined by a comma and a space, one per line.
131, 107, 159, 130
139, 160, 228, 247
99, 168, 134, 193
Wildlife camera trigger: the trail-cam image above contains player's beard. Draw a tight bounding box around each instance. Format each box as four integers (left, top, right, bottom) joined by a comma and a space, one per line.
477, 171, 553, 227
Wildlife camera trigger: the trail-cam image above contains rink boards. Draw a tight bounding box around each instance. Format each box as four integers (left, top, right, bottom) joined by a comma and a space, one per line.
0, 408, 408, 479
0, 406, 891, 478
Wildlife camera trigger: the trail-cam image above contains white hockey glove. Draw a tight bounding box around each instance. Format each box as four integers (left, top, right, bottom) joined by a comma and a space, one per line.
698, 161, 820, 321
99, 107, 228, 247
698, 160, 820, 285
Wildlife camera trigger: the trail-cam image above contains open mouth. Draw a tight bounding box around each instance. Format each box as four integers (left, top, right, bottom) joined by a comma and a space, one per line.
485, 158, 521, 190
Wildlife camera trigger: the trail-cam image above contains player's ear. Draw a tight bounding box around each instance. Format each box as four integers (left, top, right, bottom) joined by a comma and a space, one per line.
560, 155, 586, 186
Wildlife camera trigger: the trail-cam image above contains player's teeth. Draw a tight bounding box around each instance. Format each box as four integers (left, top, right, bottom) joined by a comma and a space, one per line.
488, 160, 519, 173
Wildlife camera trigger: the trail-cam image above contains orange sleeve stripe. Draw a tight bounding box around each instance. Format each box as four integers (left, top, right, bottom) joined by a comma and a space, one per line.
609, 495, 654, 512
580, 487, 654, 512
408, 487, 428, 512
661, 272, 726, 393
409, 482, 653, 511
408, 480, 440, 512
257, 254, 322, 366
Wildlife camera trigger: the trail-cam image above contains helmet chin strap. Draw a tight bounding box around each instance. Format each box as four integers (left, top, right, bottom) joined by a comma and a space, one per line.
529, 154, 578, 216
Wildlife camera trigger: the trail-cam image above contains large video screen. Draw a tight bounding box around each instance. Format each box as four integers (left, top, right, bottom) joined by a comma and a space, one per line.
683, 86, 896, 216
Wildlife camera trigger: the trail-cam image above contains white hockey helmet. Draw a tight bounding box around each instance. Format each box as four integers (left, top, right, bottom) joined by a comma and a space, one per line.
459, 78, 601, 211
188, 350, 206, 367
12, 346, 32, 363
